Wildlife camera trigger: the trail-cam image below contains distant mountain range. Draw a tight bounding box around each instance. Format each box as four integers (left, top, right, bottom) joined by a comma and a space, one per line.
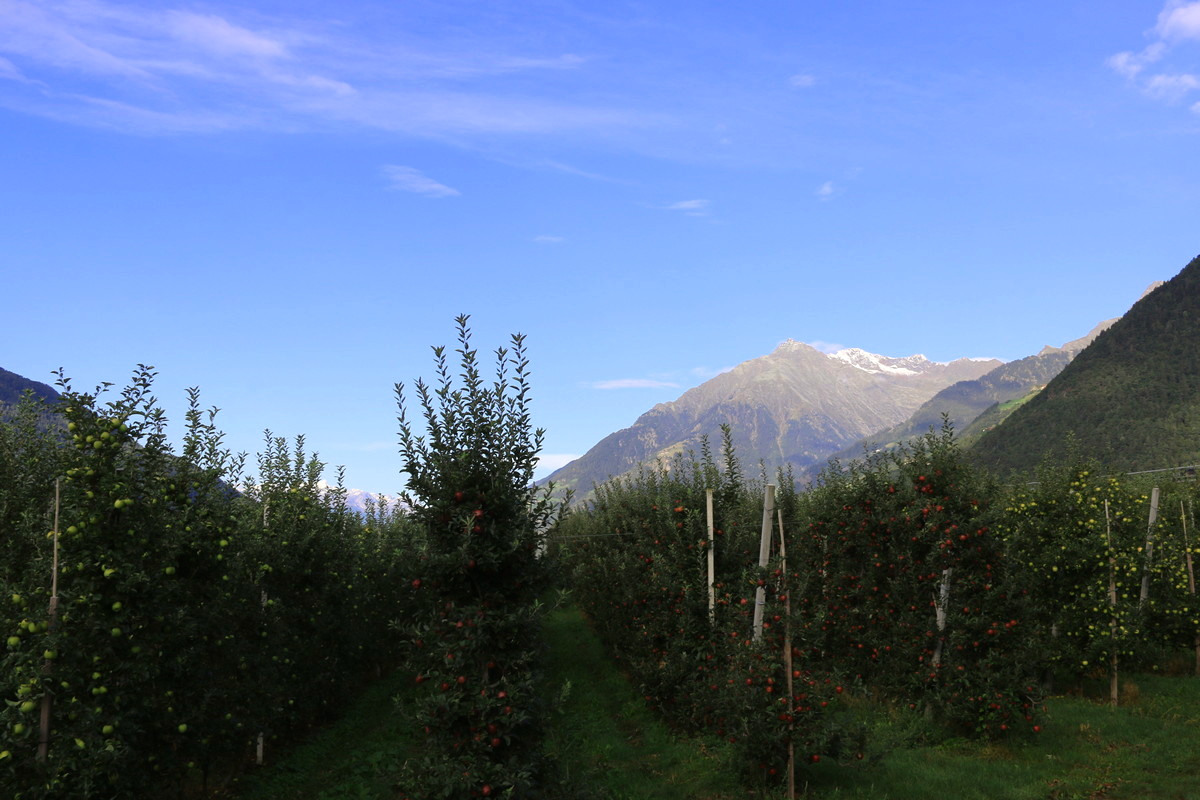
10, 256, 1194, 500
543, 343, 1000, 496
544, 275, 1175, 495
316, 482, 399, 516
823, 318, 1124, 466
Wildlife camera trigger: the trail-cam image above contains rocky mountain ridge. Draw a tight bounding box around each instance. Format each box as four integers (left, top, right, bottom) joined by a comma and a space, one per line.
544, 341, 1000, 496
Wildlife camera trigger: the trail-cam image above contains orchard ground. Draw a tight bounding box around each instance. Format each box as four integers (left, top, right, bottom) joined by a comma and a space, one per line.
231, 603, 1200, 800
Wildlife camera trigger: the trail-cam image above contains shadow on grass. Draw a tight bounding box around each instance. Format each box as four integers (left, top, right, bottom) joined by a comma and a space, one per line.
227, 608, 1200, 800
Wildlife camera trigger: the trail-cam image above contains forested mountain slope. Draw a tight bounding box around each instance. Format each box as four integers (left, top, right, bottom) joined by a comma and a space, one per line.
971, 254, 1200, 476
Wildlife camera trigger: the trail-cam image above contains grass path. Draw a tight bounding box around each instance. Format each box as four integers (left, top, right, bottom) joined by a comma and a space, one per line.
228, 671, 419, 800
541, 605, 774, 800
226, 607, 1200, 800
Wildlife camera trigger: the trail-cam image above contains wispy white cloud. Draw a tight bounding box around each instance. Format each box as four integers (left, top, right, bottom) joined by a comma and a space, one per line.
1110, 2, 1200, 106
1146, 71, 1200, 98
788, 73, 816, 88
533, 159, 627, 184
1157, 1, 1200, 40
1107, 48, 1157, 79
0, 55, 28, 82
591, 378, 680, 390
533, 234, 564, 244
164, 11, 288, 59
807, 340, 845, 354
381, 165, 459, 197
816, 181, 836, 200
663, 198, 710, 217
0, 1, 652, 138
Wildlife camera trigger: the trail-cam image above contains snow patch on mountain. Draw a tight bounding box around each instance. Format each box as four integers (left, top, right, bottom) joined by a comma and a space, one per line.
829, 348, 938, 376
316, 481, 400, 514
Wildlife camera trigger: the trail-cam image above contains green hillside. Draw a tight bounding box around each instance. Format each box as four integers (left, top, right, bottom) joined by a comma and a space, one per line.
0, 367, 59, 407
956, 387, 1041, 447
971, 253, 1200, 476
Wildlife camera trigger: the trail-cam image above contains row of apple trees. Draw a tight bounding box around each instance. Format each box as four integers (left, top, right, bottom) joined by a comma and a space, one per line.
391, 317, 566, 799
555, 433, 866, 781
999, 460, 1200, 689
557, 424, 1200, 782
0, 368, 426, 799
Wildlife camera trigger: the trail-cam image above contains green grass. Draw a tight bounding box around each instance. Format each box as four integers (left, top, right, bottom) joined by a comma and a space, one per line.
226, 611, 1200, 800
541, 605, 774, 800
226, 670, 420, 800
804, 673, 1200, 799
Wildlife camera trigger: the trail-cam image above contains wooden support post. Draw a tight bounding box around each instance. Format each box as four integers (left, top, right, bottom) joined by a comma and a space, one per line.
1139, 487, 1161, 609
931, 568, 953, 669
38, 478, 62, 763
777, 508, 795, 800
1182, 500, 1200, 676
707, 489, 715, 623
752, 484, 776, 641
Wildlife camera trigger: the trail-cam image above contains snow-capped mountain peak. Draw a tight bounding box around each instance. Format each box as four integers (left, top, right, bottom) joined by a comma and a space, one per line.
829, 348, 937, 376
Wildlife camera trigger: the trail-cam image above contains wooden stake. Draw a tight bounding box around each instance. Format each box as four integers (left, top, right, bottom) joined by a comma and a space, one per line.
1182, 500, 1199, 676
706, 489, 715, 623
778, 508, 795, 800
1104, 500, 1118, 707
1138, 487, 1160, 609
752, 485, 775, 641
38, 478, 62, 763
931, 568, 953, 669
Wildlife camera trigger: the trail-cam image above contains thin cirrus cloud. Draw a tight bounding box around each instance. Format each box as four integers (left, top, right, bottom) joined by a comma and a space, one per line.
163, 10, 289, 59
0, 0, 653, 137
663, 198, 710, 217
591, 378, 680, 390
1108, 1, 1200, 110
381, 165, 460, 197
788, 73, 817, 88
533, 234, 565, 244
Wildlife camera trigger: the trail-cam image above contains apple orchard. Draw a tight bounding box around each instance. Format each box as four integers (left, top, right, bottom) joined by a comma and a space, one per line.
4, 325, 1200, 798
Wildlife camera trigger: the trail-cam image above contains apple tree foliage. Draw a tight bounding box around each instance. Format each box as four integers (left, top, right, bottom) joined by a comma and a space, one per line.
998, 459, 1200, 685
558, 426, 1058, 784
394, 316, 566, 799
795, 427, 1046, 737
556, 433, 857, 783
0, 368, 424, 798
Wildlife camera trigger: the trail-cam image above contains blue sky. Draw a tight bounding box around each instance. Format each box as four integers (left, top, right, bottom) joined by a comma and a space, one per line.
3, 0, 1199, 495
